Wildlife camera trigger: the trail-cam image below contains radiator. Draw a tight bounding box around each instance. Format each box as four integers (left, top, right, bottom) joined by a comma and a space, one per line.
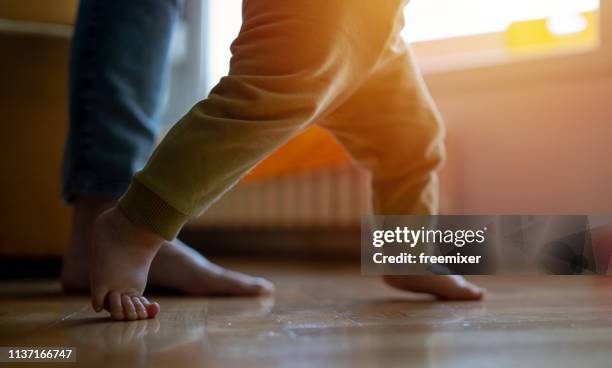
188, 166, 371, 229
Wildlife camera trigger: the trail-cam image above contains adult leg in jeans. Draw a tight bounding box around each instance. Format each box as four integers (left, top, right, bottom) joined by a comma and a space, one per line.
61, 0, 273, 297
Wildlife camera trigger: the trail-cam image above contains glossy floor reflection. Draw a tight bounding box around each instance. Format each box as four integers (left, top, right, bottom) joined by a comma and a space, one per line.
1, 261, 612, 367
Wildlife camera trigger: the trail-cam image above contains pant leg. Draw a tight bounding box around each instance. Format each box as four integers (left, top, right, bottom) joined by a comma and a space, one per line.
62, 0, 182, 202
118, 0, 409, 239
319, 36, 446, 215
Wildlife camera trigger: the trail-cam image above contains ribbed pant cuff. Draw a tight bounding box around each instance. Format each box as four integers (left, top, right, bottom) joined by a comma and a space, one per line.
118, 180, 189, 240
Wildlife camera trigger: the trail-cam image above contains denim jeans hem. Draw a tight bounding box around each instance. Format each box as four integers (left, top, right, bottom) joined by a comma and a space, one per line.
62, 176, 132, 203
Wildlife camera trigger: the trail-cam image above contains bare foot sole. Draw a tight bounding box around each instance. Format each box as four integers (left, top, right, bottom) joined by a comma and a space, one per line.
61, 198, 274, 297
382, 275, 485, 301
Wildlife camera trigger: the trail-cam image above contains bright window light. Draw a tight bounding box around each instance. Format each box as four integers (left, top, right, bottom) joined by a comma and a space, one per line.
402, 0, 599, 42
205, 0, 600, 89
206, 0, 242, 91
546, 14, 588, 36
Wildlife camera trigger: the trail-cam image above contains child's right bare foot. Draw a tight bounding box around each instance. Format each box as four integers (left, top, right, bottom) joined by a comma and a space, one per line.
90, 207, 164, 321
62, 197, 275, 297
383, 275, 485, 301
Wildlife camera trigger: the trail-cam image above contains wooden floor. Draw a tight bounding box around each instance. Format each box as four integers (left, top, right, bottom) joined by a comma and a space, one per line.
1, 260, 612, 368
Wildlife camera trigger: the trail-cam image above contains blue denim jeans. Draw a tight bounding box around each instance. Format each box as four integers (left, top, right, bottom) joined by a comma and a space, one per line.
62, 0, 183, 201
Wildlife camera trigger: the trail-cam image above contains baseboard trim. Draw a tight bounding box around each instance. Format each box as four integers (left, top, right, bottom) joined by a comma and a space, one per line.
180, 227, 361, 260
0, 257, 62, 279
0, 227, 361, 279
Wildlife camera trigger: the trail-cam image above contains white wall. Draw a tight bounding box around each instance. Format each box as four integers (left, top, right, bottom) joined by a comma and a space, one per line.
429, 27, 612, 214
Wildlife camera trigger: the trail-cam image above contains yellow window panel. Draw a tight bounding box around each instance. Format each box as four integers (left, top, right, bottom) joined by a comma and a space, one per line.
505, 11, 599, 56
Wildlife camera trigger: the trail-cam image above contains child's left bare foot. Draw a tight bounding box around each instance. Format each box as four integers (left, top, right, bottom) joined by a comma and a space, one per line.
90, 207, 164, 321
383, 275, 485, 301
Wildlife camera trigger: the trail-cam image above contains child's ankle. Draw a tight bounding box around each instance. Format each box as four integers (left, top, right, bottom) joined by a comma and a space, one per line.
97, 206, 165, 250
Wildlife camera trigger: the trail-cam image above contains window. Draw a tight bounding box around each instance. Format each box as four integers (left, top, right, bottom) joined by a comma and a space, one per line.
205, 0, 601, 88
404, 0, 600, 72
403, 0, 598, 42
206, 0, 242, 92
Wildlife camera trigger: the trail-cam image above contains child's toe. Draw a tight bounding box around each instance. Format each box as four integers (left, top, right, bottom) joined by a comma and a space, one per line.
146, 302, 160, 318
460, 281, 486, 299
108, 291, 124, 320
132, 297, 148, 319
444, 284, 485, 301
91, 288, 108, 313
121, 294, 138, 321
139, 296, 160, 318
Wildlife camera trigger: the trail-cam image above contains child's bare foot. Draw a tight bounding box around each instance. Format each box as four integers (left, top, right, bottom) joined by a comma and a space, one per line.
382, 275, 485, 301
61, 197, 274, 297
90, 207, 163, 320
